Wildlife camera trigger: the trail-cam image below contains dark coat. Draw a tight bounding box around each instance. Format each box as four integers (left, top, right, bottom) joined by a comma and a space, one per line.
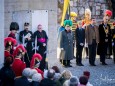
19, 30, 33, 60
97, 23, 112, 55
33, 30, 48, 57
75, 28, 85, 45
30, 81, 40, 86
14, 76, 30, 86
59, 30, 74, 60
33, 30, 48, 71
0, 66, 15, 86
112, 28, 115, 43
40, 78, 56, 86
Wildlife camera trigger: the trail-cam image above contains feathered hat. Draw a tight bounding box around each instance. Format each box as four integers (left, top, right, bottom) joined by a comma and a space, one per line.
64, 20, 73, 27
10, 22, 19, 31
104, 10, 112, 17
30, 53, 42, 68
13, 44, 26, 57
4, 37, 17, 48
70, 12, 77, 17
85, 8, 91, 19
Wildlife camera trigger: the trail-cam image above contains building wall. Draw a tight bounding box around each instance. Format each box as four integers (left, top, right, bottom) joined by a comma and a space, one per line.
70, 0, 109, 20
4, 0, 58, 66
0, 0, 4, 68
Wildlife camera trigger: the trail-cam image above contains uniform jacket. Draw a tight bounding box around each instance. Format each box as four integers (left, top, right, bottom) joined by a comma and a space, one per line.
12, 58, 26, 77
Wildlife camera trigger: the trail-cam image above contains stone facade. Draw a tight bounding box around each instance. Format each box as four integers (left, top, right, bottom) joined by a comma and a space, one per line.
0, 0, 4, 68
4, 0, 58, 66
70, 0, 109, 19
58, 0, 111, 21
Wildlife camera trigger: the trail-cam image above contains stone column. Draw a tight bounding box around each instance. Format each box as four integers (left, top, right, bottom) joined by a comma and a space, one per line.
0, 0, 4, 68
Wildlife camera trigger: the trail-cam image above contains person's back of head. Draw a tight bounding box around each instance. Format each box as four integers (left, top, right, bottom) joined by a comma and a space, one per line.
61, 70, 72, 80
4, 56, 13, 67
47, 69, 55, 79
52, 66, 60, 73
32, 73, 42, 82
79, 76, 88, 86
83, 71, 90, 80
69, 76, 78, 86
22, 68, 31, 78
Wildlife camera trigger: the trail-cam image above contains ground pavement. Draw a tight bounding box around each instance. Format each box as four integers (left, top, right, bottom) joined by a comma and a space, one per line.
48, 56, 115, 86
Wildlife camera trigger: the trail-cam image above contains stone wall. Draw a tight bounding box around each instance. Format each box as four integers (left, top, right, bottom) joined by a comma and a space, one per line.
4, 0, 58, 66
70, 0, 109, 19
0, 0, 4, 68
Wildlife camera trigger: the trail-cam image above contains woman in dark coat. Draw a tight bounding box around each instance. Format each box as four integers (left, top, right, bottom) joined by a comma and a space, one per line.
33, 24, 48, 71
0, 56, 15, 86
59, 20, 74, 67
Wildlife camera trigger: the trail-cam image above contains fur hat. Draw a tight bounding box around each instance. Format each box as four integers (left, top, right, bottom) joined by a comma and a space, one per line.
85, 8, 91, 19
70, 12, 77, 17
30, 53, 42, 68
32, 73, 42, 82
10, 22, 19, 31
64, 20, 73, 27
22, 68, 32, 77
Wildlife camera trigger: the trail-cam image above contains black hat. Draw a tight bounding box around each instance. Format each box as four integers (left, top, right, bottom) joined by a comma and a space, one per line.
10, 22, 19, 31
24, 22, 29, 26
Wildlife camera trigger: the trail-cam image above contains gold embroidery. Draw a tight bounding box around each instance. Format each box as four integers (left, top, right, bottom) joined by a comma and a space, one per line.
103, 25, 109, 37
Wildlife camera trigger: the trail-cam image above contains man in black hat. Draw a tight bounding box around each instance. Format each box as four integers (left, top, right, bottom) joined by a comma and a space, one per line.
19, 22, 33, 65
8, 22, 19, 39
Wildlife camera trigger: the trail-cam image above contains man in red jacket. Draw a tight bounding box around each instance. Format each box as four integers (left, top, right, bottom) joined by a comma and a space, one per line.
12, 45, 26, 77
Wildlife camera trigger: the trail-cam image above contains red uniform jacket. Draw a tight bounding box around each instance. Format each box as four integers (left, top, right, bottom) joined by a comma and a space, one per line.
4, 50, 14, 62
12, 58, 26, 77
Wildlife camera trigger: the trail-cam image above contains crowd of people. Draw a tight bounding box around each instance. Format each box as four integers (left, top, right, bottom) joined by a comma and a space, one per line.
0, 57, 93, 86
58, 9, 115, 67
0, 8, 115, 86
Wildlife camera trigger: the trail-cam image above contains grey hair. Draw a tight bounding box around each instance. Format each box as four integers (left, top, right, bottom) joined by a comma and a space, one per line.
32, 73, 42, 82
22, 68, 32, 77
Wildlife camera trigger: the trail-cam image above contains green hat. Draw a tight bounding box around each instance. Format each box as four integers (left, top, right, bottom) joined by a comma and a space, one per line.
64, 20, 73, 27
